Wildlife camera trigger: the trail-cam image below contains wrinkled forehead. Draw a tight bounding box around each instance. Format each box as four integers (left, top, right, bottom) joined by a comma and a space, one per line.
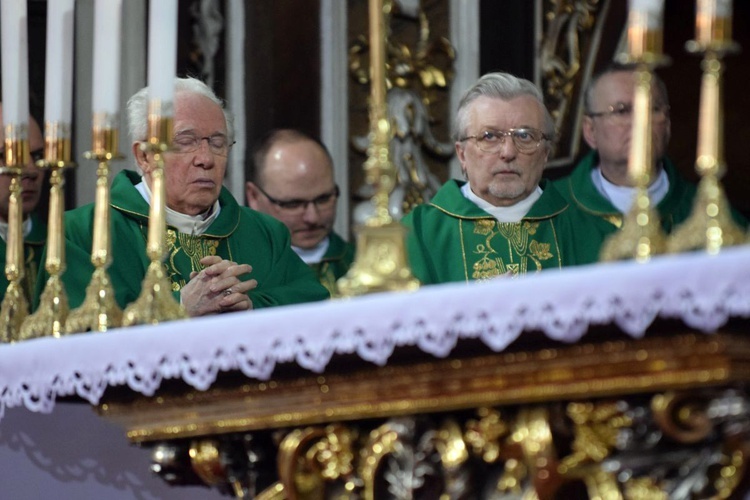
173, 92, 227, 135
594, 71, 666, 105
468, 95, 546, 130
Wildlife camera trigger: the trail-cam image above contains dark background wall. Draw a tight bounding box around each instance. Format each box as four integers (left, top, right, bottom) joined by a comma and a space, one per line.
244, 0, 321, 182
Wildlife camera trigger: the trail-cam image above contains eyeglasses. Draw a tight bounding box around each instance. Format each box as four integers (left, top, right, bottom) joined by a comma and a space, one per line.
459, 128, 551, 154
586, 102, 670, 125
171, 133, 235, 156
256, 184, 339, 213
0, 148, 44, 168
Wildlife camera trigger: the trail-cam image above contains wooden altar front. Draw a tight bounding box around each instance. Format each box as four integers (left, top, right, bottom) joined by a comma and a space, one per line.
102, 327, 750, 499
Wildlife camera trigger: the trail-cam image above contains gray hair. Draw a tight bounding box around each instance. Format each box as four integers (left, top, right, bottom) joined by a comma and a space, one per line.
126, 76, 235, 142
453, 72, 556, 141
584, 64, 670, 113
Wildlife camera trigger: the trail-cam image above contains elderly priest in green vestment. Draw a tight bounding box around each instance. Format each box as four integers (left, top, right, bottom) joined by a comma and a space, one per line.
403, 72, 605, 284
37, 77, 328, 316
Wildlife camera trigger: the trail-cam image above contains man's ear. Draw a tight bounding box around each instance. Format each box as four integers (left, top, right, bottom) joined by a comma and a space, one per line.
582, 116, 597, 150
245, 181, 260, 209
455, 142, 468, 179
132, 141, 152, 173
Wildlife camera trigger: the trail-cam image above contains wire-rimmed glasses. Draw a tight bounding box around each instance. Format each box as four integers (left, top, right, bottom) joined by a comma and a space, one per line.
256, 184, 340, 214
459, 128, 551, 154
171, 133, 236, 157
586, 102, 670, 125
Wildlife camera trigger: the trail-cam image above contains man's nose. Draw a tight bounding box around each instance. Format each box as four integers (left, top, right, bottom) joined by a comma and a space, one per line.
301, 201, 322, 222
192, 141, 216, 168
496, 136, 518, 159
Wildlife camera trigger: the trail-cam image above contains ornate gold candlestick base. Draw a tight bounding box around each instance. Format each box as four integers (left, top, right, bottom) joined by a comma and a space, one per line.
122, 119, 186, 326
0, 130, 30, 343
123, 261, 186, 326
667, 174, 745, 254
66, 121, 123, 333
600, 188, 666, 263
0, 282, 29, 343
669, 39, 743, 254
598, 65, 667, 263
19, 129, 75, 340
19, 275, 68, 340
337, 222, 419, 297
65, 267, 122, 333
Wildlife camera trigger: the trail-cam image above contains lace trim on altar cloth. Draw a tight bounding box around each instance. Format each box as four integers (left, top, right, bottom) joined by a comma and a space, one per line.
1, 246, 749, 421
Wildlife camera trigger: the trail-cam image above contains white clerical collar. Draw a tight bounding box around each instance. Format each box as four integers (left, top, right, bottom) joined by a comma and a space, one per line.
461, 182, 543, 223
292, 236, 330, 264
135, 178, 221, 235
0, 217, 33, 243
591, 165, 669, 214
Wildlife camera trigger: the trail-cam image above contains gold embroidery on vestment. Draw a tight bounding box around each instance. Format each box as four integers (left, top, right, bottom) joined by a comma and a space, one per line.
604, 214, 623, 228
469, 220, 554, 280
166, 230, 220, 291
22, 247, 38, 303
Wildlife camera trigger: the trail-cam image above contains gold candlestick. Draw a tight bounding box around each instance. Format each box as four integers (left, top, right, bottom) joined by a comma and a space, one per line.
65, 114, 123, 333
625, 2, 664, 62
696, 0, 732, 47
123, 103, 186, 326
0, 125, 30, 343
337, 0, 419, 297
19, 122, 76, 340
601, 2, 668, 263
668, 1, 743, 254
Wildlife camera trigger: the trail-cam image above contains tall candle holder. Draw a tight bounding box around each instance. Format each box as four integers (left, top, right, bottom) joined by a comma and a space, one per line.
122, 102, 186, 325
337, 0, 419, 297
667, 2, 744, 254
19, 122, 76, 340
600, 1, 668, 263
0, 125, 30, 343
65, 114, 123, 333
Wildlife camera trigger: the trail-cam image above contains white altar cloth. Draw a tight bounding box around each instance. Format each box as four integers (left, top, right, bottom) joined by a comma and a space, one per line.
1, 246, 749, 422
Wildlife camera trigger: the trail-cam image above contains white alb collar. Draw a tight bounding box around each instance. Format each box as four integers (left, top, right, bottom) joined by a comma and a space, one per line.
591, 165, 669, 213
135, 178, 221, 235
292, 236, 331, 264
462, 182, 543, 223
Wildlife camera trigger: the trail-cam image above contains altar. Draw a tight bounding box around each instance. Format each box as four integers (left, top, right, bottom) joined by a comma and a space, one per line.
1, 247, 750, 498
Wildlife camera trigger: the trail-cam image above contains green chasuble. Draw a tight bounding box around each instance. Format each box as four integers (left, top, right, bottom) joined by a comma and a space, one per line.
0, 212, 46, 303
42, 170, 329, 311
306, 231, 355, 296
553, 151, 699, 233
402, 179, 606, 285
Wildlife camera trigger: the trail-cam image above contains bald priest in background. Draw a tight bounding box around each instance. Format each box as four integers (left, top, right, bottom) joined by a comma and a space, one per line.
247, 129, 354, 296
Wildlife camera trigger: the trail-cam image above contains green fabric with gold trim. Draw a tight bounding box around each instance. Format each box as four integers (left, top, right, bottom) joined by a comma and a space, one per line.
306, 231, 354, 296
0, 212, 46, 304
36, 170, 329, 311
553, 151, 702, 232
402, 179, 606, 285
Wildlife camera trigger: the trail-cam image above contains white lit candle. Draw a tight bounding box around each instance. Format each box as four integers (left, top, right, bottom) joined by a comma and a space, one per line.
627, 0, 664, 57
91, 0, 123, 117
44, 0, 75, 125
1, 0, 30, 127
148, 0, 178, 109
696, 0, 733, 44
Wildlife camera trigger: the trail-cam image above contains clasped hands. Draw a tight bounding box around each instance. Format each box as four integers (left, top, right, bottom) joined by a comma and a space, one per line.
180, 255, 257, 316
